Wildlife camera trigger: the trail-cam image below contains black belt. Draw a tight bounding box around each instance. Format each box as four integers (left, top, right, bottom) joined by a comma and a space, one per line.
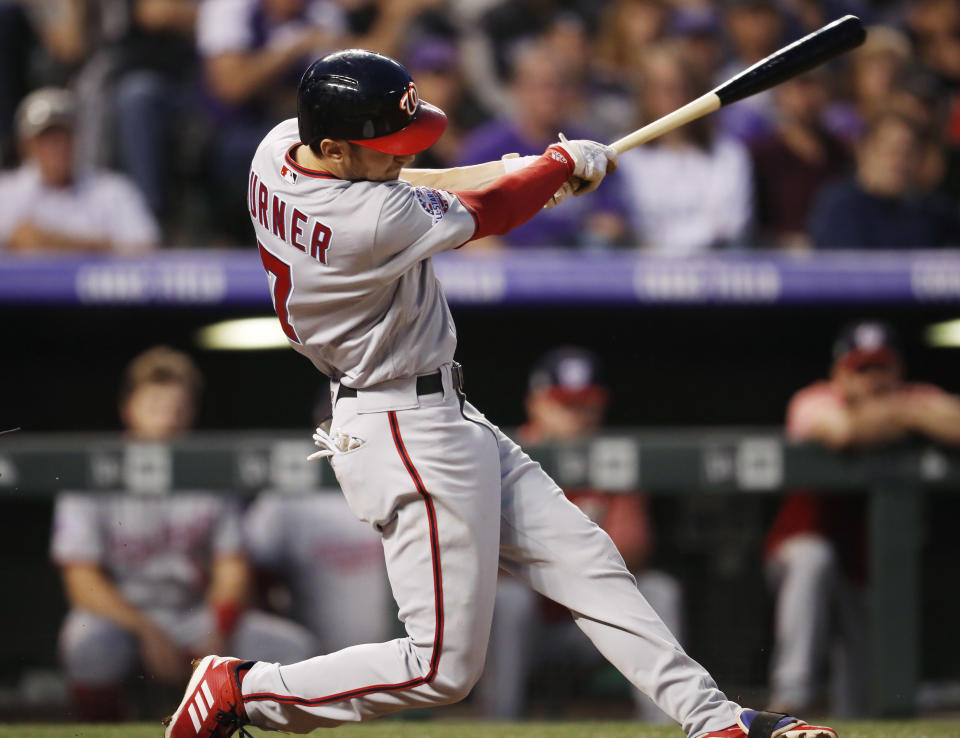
336, 364, 463, 404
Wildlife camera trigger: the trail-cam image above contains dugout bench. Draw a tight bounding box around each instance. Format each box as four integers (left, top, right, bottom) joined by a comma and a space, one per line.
1, 429, 954, 717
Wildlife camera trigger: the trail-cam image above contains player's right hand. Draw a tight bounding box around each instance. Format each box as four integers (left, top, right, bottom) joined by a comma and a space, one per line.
548, 134, 618, 195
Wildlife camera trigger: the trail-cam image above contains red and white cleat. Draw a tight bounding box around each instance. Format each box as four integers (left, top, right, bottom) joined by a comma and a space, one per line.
163, 655, 253, 738
698, 709, 838, 738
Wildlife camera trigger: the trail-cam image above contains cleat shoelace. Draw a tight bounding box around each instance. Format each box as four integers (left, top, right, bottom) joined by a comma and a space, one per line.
207, 700, 252, 738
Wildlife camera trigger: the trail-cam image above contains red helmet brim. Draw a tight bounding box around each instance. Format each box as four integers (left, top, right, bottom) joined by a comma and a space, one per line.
349, 101, 447, 156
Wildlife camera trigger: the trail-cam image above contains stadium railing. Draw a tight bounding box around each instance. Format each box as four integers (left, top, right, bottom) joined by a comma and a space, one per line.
2, 429, 955, 717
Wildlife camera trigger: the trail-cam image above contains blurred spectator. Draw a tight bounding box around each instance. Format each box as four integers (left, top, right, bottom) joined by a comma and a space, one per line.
0, 1, 36, 166
826, 25, 912, 142
889, 66, 960, 202
196, 0, 343, 240
197, 0, 438, 242
808, 109, 960, 248
51, 347, 316, 721
905, 0, 960, 90
477, 347, 683, 722
751, 71, 851, 249
765, 321, 960, 716
460, 0, 601, 118
592, 0, 672, 139
19, 0, 90, 80
618, 44, 753, 254
404, 37, 490, 170
716, 0, 786, 143
670, 7, 724, 89
457, 41, 629, 249
596, 0, 669, 77
108, 0, 202, 222
0, 87, 159, 253
244, 386, 393, 653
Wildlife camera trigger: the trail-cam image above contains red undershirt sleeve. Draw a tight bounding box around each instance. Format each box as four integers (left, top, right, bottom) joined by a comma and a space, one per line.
453, 148, 575, 241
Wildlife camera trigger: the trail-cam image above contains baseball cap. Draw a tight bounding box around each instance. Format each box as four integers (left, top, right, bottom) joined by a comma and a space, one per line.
832, 321, 901, 371
15, 87, 76, 140
529, 347, 609, 406
298, 50, 447, 157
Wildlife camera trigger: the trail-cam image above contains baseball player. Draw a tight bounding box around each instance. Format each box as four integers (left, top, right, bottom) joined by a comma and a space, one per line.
165, 49, 837, 738
52, 347, 317, 721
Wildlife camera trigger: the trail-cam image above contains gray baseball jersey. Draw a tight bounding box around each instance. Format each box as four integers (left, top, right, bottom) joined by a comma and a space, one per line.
52, 494, 318, 687
51, 493, 244, 611
249, 119, 476, 388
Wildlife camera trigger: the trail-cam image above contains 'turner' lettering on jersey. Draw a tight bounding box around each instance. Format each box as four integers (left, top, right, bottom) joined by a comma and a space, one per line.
248, 169, 332, 263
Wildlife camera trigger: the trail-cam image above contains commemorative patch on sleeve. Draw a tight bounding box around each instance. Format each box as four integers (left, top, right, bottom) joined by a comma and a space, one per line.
414, 186, 450, 224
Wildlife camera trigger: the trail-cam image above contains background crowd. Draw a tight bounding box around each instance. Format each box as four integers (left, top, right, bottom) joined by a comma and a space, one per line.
2, 0, 960, 252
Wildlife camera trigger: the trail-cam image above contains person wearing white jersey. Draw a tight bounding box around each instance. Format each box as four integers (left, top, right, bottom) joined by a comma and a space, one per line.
53, 347, 316, 721
165, 49, 837, 738
0, 87, 159, 254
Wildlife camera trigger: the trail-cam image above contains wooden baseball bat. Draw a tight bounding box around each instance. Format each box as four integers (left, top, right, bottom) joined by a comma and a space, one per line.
610, 15, 866, 154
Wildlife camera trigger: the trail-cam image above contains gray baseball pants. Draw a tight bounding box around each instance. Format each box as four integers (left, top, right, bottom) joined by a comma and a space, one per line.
241, 366, 739, 736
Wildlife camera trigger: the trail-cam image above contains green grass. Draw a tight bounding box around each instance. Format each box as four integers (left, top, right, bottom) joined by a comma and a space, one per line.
0, 722, 957, 738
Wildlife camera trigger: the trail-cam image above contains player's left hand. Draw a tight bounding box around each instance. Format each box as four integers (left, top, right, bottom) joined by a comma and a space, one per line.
551, 134, 618, 195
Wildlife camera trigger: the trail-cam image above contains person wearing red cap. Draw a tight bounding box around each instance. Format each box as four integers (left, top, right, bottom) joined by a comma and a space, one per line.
765, 321, 960, 717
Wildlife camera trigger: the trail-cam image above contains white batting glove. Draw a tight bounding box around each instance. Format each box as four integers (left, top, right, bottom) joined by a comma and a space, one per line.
307, 425, 364, 461
550, 133, 618, 196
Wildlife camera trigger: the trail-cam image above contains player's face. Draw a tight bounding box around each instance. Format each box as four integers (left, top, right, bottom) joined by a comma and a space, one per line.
834, 362, 902, 403
25, 126, 74, 187
858, 119, 920, 196
342, 143, 416, 182
527, 393, 606, 440
122, 382, 196, 439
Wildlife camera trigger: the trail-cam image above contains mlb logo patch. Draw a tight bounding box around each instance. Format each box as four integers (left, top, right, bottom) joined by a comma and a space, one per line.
414, 186, 450, 224
280, 164, 298, 184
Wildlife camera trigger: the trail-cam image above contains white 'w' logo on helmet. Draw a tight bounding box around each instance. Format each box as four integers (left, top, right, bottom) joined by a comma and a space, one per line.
399, 82, 419, 116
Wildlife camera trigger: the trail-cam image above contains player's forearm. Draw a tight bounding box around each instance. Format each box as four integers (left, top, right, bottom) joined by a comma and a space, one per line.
400, 160, 517, 191
454, 150, 573, 239
903, 396, 960, 445
61, 564, 153, 635
810, 404, 908, 449
8, 226, 113, 253
207, 554, 250, 606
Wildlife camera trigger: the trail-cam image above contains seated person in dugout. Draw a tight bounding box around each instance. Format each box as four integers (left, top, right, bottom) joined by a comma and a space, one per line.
51, 347, 316, 720
765, 321, 960, 716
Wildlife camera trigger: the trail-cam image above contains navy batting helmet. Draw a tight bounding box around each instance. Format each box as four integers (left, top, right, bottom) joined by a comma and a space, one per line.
297, 49, 447, 157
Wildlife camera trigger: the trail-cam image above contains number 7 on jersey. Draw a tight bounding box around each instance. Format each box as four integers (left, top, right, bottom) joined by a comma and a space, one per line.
258, 242, 301, 344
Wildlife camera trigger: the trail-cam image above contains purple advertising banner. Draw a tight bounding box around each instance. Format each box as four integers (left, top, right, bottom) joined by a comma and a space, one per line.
2, 249, 959, 307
